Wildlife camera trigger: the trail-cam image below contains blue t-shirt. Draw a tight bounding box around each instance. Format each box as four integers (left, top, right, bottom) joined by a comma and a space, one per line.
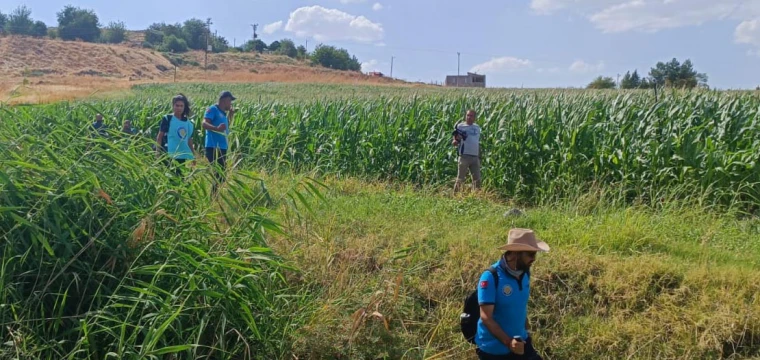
163, 115, 194, 160
204, 105, 229, 150
475, 260, 530, 355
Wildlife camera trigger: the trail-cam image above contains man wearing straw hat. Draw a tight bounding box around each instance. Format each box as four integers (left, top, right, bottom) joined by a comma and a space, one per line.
475, 228, 549, 360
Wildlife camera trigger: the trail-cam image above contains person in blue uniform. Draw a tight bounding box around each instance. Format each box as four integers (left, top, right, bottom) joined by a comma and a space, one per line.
476, 228, 550, 360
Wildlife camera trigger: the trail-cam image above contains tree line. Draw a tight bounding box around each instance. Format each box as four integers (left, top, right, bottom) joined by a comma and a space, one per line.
587, 58, 709, 90
0, 5, 362, 72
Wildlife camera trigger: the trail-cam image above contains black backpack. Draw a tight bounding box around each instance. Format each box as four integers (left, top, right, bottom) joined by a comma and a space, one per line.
461, 267, 499, 344
158, 114, 170, 151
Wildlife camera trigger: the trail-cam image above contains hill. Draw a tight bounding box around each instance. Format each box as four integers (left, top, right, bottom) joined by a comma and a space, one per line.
0, 35, 404, 104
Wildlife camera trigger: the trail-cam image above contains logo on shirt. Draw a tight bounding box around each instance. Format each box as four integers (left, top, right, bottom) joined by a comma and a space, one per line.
177, 127, 187, 139
480, 281, 488, 289
502, 285, 513, 297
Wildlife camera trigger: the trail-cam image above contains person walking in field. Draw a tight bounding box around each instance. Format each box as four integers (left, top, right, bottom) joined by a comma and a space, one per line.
155, 94, 195, 177
91, 113, 108, 137
474, 228, 549, 360
122, 119, 137, 135
203, 90, 236, 196
452, 109, 482, 192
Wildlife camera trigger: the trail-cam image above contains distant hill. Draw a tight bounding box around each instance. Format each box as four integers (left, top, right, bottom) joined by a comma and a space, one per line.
0, 35, 406, 104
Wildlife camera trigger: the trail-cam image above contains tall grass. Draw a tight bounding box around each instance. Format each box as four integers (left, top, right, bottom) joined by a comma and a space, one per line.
0, 105, 320, 359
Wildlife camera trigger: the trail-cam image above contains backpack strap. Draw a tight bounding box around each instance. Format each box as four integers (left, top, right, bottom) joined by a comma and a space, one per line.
488, 267, 499, 289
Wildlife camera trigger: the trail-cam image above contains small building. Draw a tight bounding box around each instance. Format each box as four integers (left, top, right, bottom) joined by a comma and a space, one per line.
445, 72, 486, 88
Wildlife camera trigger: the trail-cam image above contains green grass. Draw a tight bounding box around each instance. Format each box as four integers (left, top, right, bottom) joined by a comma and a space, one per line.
261, 174, 760, 359
0, 108, 322, 359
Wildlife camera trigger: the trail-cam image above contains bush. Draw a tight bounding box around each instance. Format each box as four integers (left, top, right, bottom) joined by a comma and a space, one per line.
5, 6, 34, 36
278, 39, 298, 58
102, 21, 127, 44
57, 5, 100, 42
161, 35, 188, 53
310, 44, 361, 71
47, 27, 57, 39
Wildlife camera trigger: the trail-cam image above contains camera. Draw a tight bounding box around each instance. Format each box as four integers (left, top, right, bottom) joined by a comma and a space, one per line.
452, 128, 468, 141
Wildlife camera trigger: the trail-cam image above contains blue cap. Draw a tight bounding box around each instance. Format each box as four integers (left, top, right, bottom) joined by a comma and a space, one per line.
219, 91, 236, 101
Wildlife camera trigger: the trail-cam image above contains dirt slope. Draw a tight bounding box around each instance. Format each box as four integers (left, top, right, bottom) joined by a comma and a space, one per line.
0, 36, 174, 79
0, 35, 408, 104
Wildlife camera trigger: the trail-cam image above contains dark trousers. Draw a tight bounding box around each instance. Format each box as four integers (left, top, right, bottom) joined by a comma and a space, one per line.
205, 147, 227, 195
477, 338, 542, 360
170, 159, 187, 177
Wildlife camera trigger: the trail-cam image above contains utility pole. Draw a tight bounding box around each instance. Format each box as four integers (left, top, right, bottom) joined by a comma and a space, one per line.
205, 18, 212, 71
305, 40, 308, 51
390, 56, 394, 78
617, 73, 621, 88
250, 24, 258, 50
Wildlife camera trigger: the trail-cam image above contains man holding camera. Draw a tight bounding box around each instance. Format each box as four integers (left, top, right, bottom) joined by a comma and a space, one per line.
452, 109, 481, 192
476, 228, 549, 360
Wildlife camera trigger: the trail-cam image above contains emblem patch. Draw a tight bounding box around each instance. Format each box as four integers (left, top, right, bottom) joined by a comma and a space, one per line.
480, 281, 488, 289
502, 285, 513, 296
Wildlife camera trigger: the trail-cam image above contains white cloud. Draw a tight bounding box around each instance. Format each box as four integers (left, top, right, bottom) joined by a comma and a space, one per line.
530, 0, 760, 33
361, 59, 380, 72
340, 0, 367, 3
569, 60, 605, 73
284, 6, 384, 43
736, 19, 760, 47
263, 21, 283, 35
470, 57, 533, 74
372, 3, 383, 11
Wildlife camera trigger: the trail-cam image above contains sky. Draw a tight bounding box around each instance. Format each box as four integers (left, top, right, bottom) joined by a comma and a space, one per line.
3, 0, 760, 89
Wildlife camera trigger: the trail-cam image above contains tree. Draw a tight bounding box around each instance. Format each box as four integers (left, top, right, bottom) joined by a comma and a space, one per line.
648, 58, 707, 89
211, 34, 228, 53
182, 18, 207, 50
144, 22, 182, 47
161, 35, 188, 53
0, 12, 8, 34
620, 70, 643, 89
5, 6, 34, 35
32, 21, 47, 37
310, 44, 361, 71
278, 39, 298, 58
57, 6, 100, 42
269, 40, 281, 52
243, 39, 267, 52
587, 76, 617, 89
296, 45, 307, 59
102, 21, 127, 44
144, 23, 164, 44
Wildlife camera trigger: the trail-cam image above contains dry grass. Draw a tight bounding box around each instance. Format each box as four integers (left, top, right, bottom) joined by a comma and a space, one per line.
0, 35, 418, 104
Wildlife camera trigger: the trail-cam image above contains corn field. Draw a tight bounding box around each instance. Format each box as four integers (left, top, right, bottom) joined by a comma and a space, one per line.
20, 85, 760, 209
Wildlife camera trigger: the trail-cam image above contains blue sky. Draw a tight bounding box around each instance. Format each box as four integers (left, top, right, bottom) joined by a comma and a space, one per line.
4, 0, 760, 89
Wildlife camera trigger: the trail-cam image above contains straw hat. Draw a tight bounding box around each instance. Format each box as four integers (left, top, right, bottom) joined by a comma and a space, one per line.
498, 228, 550, 252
